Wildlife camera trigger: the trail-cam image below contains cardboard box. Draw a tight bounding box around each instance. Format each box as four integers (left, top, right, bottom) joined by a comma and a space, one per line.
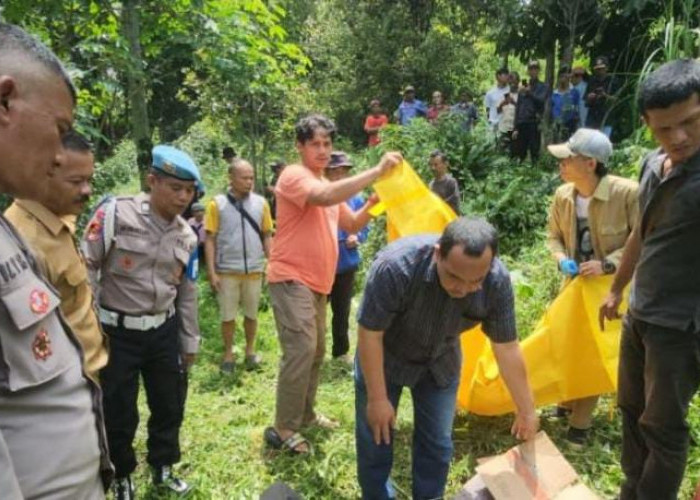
456, 432, 600, 500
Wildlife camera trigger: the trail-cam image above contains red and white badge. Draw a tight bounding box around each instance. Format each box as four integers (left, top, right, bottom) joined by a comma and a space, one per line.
32, 329, 53, 361
29, 288, 50, 315
120, 255, 134, 271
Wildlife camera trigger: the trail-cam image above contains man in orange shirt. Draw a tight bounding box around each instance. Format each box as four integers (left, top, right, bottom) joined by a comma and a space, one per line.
364, 99, 389, 147
264, 114, 401, 454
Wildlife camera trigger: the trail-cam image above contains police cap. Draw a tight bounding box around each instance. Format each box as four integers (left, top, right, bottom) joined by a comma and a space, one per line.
152, 145, 202, 185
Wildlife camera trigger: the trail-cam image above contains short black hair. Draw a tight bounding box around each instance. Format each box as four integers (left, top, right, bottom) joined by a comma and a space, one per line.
61, 129, 91, 153
429, 150, 448, 163
558, 66, 570, 76
438, 216, 499, 259
295, 114, 336, 144
639, 59, 700, 115
0, 23, 76, 102
496, 67, 509, 77
222, 146, 236, 160
595, 161, 608, 177
269, 159, 285, 172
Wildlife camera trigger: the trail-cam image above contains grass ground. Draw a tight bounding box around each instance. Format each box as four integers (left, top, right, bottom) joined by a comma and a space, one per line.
125, 264, 700, 500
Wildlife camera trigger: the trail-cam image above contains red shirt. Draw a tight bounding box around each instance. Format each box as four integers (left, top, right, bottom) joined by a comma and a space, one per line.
427, 104, 449, 122
364, 114, 389, 146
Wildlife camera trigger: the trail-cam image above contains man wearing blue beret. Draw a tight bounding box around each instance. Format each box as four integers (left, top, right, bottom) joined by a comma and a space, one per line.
83, 144, 202, 499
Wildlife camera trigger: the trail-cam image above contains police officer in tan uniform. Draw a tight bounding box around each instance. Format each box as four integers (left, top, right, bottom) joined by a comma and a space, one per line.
0, 23, 111, 499
5, 130, 109, 380
83, 145, 201, 499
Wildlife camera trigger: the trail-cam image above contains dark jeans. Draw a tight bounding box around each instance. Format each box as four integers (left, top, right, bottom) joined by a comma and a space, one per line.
354, 358, 458, 500
513, 121, 541, 162
101, 316, 188, 478
329, 269, 356, 357
618, 315, 700, 500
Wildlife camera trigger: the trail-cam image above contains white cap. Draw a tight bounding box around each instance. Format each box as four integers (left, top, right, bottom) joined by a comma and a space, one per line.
547, 128, 613, 164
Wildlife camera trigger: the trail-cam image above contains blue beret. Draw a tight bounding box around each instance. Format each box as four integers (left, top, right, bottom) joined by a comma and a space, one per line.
152, 145, 202, 184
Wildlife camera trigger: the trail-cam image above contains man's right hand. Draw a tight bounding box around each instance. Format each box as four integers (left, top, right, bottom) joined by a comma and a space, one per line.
367, 398, 396, 445
209, 272, 221, 294
377, 152, 403, 176
559, 258, 579, 276
599, 290, 623, 331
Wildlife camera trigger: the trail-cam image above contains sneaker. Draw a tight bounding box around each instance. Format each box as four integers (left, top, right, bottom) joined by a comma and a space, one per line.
152, 465, 192, 495
565, 427, 589, 448
244, 353, 262, 371
112, 476, 134, 500
335, 353, 354, 366
543, 406, 571, 419
219, 361, 234, 374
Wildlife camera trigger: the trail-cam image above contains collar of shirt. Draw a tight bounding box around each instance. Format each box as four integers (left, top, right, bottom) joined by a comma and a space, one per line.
14, 199, 72, 237
422, 254, 439, 284
563, 175, 611, 203
137, 191, 180, 231
654, 146, 700, 180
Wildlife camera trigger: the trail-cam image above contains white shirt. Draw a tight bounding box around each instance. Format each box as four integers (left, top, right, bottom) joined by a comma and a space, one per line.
485, 85, 511, 125
498, 92, 518, 133
575, 194, 591, 218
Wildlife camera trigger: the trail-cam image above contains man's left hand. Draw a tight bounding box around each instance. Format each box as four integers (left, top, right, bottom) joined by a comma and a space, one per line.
579, 260, 604, 277
346, 234, 359, 248
511, 411, 539, 441
183, 353, 196, 369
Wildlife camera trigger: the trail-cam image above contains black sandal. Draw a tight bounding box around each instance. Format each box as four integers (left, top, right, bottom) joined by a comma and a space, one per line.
264, 427, 313, 455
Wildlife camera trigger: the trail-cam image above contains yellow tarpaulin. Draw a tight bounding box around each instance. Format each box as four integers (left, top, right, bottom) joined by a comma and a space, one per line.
457, 276, 627, 415
371, 160, 456, 240
372, 160, 626, 416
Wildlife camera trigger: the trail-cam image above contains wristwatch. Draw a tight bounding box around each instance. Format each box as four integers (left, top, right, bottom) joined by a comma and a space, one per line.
602, 259, 616, 275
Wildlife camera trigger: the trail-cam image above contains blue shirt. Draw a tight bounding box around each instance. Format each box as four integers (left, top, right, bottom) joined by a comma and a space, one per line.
551, 87, 580, 124
336, 194, 369, 274
358, 234, 517, 387
396, 99, 427, 125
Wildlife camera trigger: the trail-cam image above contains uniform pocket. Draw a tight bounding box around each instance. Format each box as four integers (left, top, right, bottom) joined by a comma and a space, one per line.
164, 247, 190, 285
0, 277, 78, 391
109, 235, 149, 277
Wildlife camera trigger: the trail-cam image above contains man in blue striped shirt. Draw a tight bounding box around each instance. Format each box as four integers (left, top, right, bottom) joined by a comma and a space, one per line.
355, 216, 538, 500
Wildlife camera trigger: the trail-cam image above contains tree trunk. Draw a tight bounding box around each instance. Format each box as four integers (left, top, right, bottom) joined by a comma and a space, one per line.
542, 40, 557, 148
121, 0, 152, 190
562, 34, 575, 69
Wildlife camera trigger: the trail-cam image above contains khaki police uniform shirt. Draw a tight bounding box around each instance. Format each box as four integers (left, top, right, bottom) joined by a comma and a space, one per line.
547, 175, 639, 268
5, 199, 109, 380
82, 193, 200, 353
0, 213, 110, 499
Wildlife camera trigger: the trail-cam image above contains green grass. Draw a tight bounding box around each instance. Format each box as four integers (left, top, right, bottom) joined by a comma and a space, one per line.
125, 264, 700, 500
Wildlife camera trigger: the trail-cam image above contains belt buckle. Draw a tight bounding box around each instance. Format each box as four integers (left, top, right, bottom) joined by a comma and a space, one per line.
139, 316, 150, 331
146, 315, 158, 330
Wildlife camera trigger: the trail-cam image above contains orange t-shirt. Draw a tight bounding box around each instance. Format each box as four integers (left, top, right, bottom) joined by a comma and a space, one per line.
364, 114, 389, 146
267, 165, 341, 294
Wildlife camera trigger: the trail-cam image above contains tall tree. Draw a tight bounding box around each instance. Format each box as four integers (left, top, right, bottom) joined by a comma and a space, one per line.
120, 0, 152, 186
